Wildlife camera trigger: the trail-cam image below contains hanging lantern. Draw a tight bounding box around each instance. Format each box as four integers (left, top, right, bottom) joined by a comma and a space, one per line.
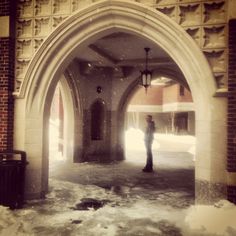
140, 47, 152, 93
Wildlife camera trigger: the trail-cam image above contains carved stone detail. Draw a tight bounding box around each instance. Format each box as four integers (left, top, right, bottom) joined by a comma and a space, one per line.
16, 59, 30, 79
52, 16, 68, 28
35, 0, 51, 16
203, 1, 226, 24
34, 38, 44, 51
52, 0, 70, 15
16, 39, 32, 58
71, 0, 80, 12
15, 79, 23, 92
178, 4, 201, 26
34, 17, 51, 36
17, 0, 33, 18
157, 6, 176, 21
203, 49, 226, 73
214, 73, 227, 89
203, 26, 226, 48
17, 19, 33, 38
155, 0, 176, 5
186, 27, 201, 46
138, 0, 155, 4
71, 0, 96, 12
14, 0, 229, 93
179, 0, 202, 2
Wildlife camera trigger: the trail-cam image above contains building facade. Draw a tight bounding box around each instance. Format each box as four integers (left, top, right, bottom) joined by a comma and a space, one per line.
127, 83, 195, 134
0, 0, 236, 204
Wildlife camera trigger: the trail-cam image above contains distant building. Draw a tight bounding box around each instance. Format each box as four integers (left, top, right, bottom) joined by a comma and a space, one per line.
127, 81, 195, 135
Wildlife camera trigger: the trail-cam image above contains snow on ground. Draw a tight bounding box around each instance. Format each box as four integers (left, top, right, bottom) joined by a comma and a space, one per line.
125, 128, 195, 153
0, 129, 235, 236
185, 200, 236, 235
0, 179, 236, 236
125, 128, 196, 163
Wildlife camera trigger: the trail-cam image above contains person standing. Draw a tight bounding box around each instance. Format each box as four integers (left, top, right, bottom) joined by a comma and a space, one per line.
143, 115, 156, 172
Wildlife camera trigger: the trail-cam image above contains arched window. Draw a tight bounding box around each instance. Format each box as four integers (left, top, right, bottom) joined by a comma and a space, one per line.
91, 100, 105, 140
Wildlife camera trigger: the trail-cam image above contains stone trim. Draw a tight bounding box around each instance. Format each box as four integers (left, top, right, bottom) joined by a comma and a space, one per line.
14, 0, 229, 94
195, 180, 227, 204
20, 1, 216, 104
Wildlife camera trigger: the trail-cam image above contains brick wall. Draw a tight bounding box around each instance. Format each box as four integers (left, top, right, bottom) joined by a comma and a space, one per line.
227, 19, 236, 172
129, 86, 163, 105
0, 0, 10, 15
163, 84, 193, 104
227, 186, 236, 204
227, 19, 236, 203
0, 1, 15, 151
130, 84, 193, 106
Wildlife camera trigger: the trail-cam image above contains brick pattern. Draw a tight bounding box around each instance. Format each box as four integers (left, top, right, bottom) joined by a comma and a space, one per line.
227, 19, 236, 172
0, 37, 15, 151
227, 19, 236, 204
227, 186, 236, 204
0, 0, 10, 16
0, 0, 15, 151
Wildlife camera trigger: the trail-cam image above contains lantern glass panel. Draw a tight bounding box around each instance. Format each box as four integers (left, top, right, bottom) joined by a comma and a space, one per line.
142, 73, 147, 86
147, 73, 151, 86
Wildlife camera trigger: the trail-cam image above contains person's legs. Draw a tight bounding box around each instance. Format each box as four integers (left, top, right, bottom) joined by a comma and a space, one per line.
143, 141, 153, 172
147, 147, 153, 170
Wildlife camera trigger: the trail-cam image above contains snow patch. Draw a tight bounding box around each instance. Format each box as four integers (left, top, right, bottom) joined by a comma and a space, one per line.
0, 180, 236, 236
185, 200, 236, 235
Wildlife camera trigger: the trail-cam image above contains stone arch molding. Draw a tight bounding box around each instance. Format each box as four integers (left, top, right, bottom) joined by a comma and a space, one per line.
18, 0, 227, 201
21, 0, 216, 112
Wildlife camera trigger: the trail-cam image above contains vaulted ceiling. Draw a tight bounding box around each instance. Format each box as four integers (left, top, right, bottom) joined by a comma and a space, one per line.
76, 32, 188, 87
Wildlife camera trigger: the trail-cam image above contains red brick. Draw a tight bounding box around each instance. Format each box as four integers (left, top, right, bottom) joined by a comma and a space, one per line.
0, 0, 16, 151
228, 19, 236, 175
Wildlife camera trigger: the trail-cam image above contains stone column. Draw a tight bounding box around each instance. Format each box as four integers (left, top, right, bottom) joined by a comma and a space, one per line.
0, 1, 16, 151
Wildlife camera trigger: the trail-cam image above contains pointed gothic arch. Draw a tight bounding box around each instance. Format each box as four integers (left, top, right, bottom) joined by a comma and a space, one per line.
15, 0, 226, 202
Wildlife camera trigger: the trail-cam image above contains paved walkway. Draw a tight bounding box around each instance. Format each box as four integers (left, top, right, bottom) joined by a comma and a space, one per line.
50, 150, 195, 209
47, 134, 196, 235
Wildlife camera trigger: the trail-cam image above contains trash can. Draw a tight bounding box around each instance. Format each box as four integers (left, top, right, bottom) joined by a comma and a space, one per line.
0, 150, 28, 209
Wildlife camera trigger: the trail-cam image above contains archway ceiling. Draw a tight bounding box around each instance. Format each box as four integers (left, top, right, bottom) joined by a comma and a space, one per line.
75, 32, 186, 86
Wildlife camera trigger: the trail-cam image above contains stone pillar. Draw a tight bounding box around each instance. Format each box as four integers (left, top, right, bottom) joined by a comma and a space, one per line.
227, 19, 236, 204
0, 1, 16, 151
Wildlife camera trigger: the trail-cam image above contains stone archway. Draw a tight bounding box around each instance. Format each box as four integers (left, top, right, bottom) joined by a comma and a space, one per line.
15, 0, 226, 202
57, 76, 75, 162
